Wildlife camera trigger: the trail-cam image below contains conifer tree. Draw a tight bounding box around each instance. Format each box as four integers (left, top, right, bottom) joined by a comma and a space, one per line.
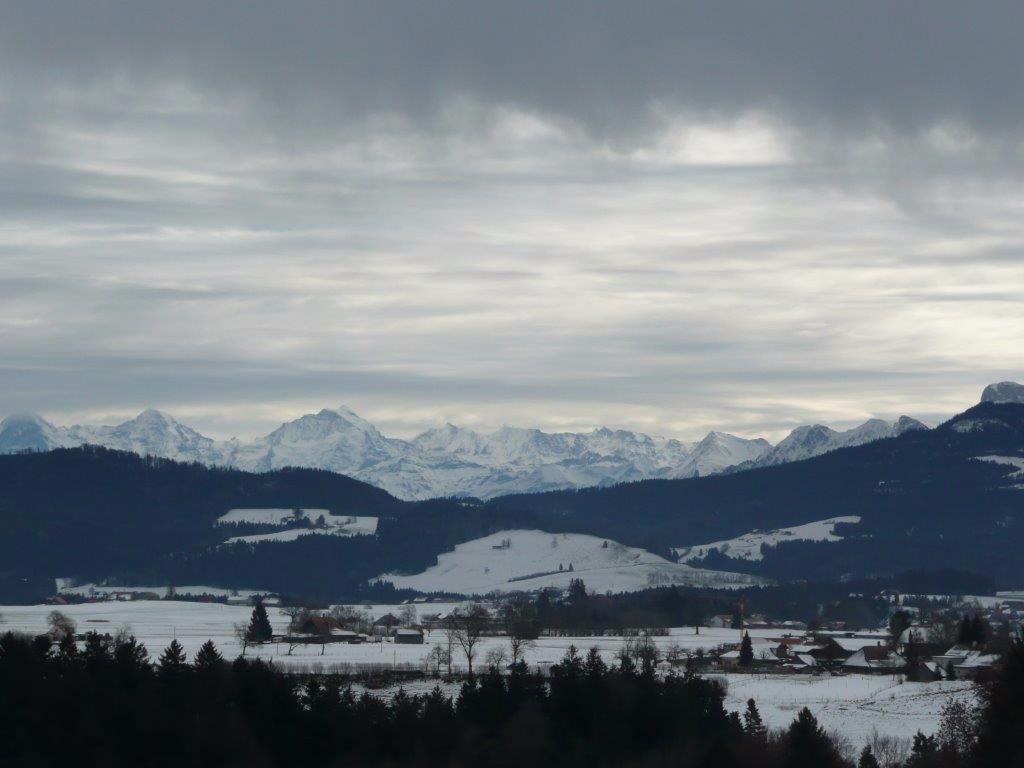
247, 601, 273, 643
56, 631, 78, 664
739, 632, 754, 668
972, 638, 1024, 767
194, 640, 223, 670
730, 605, 744, 629
905, 732, 937, 767
857, 745, 880, 768
970, 614, 987, 646
742, 698, 765, 740
784, 708, 842, 768
113, 635, 150, 672
157, 639, 187, 675
957, 615, 973, 645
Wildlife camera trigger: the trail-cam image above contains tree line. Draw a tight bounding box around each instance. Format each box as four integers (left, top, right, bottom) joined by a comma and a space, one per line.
1, 626, 1021, 768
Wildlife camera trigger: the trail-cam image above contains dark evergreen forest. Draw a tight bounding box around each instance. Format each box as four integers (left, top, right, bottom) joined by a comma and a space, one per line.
1, 630, 1022, 768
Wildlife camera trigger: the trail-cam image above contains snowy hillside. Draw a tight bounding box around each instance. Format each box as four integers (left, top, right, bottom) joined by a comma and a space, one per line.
375, 530, 764, 595
216, 508, 378, 544
0, 393, 943, 500
674, 516, 862, 563
974, 455, 1024, 483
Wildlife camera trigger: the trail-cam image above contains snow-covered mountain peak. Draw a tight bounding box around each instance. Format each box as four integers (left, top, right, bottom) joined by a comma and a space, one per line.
411, 422, 482, 454
894, 415, 928, 434
0, 412, 69, 452
981, 381, 1024, 405
753, 415, 931, 468
0, 402, 933, 500
663, 430, 771, 479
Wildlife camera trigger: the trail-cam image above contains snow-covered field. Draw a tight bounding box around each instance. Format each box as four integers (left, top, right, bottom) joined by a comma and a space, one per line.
376, 530, 763, 594
0, 601, 790, 669
0, 600, 972, 742
674, 516, 861, 563
216, 508, 378, 544
721, 674, 975, 745
355, 674, 975, 746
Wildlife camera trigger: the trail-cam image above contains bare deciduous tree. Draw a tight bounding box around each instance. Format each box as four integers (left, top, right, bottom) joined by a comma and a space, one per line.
453, 604, 490, 677
441, 615, 459, 676
501, 597, 538, 665
233, 622, 250, 656
485, 646, 508, 671
866, 728, 911, 768
398, 604, 417, 627
280, 607, 312, 655
47, 610, 76, 641
508, 634, 535, 666
427, 643, 450, 676
329, 605, 371, 634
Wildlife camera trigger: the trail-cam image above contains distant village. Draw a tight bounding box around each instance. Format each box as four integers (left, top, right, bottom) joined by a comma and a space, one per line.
47, 581, 1024, 682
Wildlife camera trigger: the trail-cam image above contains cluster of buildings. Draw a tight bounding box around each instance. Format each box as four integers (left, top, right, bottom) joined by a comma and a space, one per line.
283, 613, 426, 646
715, 629, 1002, 681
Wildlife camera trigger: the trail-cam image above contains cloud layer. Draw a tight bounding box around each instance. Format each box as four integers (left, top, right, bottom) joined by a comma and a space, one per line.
1, 2, 1022, 440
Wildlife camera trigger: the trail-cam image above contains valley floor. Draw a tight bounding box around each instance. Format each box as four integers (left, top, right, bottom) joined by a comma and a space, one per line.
0, 600, 975, 744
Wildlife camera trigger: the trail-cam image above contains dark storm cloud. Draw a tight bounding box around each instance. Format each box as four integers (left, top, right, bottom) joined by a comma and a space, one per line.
2, 1, 1024, 141
1, 1, 1022, 440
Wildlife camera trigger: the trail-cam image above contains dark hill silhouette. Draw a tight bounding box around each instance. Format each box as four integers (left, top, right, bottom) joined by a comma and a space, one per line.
489, 402, 1024, 585
2, 402, 1022, 600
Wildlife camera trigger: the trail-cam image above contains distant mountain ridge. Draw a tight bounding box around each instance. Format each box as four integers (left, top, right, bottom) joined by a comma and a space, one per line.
741, 415, 928, 468
2, 390, 1021, 601
0, 390, 955, 499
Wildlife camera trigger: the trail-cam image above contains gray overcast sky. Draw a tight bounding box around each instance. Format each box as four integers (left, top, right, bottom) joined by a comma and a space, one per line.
1, 1, 1023, 440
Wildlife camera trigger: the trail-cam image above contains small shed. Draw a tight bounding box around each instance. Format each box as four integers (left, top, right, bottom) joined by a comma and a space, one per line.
394, 628, 424, 645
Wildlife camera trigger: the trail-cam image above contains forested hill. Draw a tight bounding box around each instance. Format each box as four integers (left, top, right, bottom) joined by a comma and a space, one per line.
0, 447, 399, 595
2, 402, 1023, 601
0, 446, 520, 602
490, 402, 1024, 585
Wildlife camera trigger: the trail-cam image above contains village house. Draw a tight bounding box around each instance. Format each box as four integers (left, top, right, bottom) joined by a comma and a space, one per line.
293, 616, 367, 644
371, 613, 402, 635
842, 645, 903, 674
950, 650, 1000, 680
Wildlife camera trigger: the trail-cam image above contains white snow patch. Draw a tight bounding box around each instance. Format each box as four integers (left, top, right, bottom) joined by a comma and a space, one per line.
375, 529, 763, 595
56, 584, 270, 600
218, 508, 330, 525
721, 674, 976, 745
216, 509, 378, 543
974, 455, 1024, 478
675, 516, 861, 563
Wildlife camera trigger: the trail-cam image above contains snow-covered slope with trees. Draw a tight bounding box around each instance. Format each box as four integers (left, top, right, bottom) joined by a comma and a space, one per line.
673, 516, 862, 563
747, 416, 927, 468
375, 530, 763, 595
981, 381, 1024, 404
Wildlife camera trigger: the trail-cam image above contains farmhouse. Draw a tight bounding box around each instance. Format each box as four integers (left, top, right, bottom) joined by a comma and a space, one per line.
294, 616, 367, 644
842, 646, 903, 673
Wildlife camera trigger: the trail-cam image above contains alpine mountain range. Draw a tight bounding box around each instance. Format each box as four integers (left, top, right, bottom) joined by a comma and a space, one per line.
1, 397, 964, 500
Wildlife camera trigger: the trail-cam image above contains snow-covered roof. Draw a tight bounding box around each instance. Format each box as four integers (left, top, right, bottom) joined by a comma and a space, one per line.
833, 637, 886, 652
954, 651, 999, 669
